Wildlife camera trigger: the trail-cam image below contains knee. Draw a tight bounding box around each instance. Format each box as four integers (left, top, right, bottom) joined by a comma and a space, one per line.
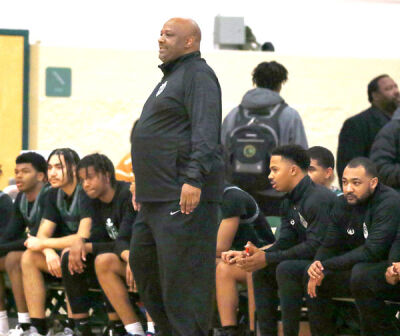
21, 250, 43, 273
276, 261, 292, 283
5, 251, 23, 273
216, 261, 233, 280
350, 264, 370, 296
95, 253, 119, 275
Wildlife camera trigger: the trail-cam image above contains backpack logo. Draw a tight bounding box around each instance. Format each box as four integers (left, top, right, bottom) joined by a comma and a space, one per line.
243, 145, 256, 158
156, 81, 168, 97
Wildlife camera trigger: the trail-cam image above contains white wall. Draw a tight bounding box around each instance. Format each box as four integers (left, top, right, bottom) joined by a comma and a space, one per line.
2, 0, 400, 57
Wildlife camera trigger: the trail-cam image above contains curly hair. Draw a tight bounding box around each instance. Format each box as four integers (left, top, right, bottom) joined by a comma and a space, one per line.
252, 61, 288, 91
77, 153, 116, 187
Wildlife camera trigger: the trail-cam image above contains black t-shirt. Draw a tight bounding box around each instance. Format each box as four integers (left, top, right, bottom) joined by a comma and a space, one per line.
221, 186, 275, 250
43, 184, 92, 237
89, 181, 136, 256
0, 191, 13, 237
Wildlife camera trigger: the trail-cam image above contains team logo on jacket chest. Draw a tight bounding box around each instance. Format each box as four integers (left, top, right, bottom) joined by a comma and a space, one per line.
347, 227, 355, 235
156, 81, 168, 97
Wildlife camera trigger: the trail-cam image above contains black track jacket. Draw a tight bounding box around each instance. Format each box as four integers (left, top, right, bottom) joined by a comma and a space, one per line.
315, 183, 400, 271
265, 176, 338, 264
131, 52, 224, 202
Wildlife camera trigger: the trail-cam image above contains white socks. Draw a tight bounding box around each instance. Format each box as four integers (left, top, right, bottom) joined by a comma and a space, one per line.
125, 322, 145, 336
147, 322, 155, 334
18, 312, 31, 325
0, 311, 9, 334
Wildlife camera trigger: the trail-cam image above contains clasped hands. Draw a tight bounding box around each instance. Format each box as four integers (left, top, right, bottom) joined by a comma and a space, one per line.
221, 242, 267, 272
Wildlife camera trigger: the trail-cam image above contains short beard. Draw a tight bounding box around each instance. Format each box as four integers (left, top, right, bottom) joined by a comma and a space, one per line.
383, 100, 398, 114
347, 187, 373, 206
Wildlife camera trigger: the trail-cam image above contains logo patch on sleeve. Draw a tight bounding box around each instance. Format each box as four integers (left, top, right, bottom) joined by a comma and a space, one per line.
363, 222, 368, 239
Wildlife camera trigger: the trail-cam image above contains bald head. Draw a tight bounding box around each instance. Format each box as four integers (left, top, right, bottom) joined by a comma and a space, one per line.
158, 17, 202, 63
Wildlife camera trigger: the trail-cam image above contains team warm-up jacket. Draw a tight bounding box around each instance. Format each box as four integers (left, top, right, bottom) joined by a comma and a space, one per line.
264, 175, 338, 264
131, 51, 224, 202
336, 106, 390, 185
370, 108, 400, 190
315, 183, 400, 271
0, 185, 50, 254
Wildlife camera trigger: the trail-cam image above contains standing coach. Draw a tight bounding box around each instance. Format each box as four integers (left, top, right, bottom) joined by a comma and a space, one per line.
129, 17, 224, 336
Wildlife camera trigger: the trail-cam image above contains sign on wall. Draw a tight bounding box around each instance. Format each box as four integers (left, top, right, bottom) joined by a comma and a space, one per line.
46, 67, 72, 97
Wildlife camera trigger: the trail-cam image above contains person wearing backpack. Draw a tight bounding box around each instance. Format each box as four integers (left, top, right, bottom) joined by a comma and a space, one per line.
221, 61, 308, 214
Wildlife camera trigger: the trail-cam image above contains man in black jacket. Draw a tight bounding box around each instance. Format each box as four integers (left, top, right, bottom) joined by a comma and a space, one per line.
370, 107, 400, 191
337, 75, 399, 185
224, 145, 337, 336
129, 17, 224, 336
306, 157, 400, 336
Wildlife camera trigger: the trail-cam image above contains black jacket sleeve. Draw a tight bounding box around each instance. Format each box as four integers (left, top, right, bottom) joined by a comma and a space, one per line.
314, 199, 349, 261
0, 193, 13, 237
323, 201, 400, 271
388, 225, 400, 263
370, 122, 400, 189
265, 196, 334, 264
0, 197, 26, 244
182, 70, 221, 189
337, 117, 367, 185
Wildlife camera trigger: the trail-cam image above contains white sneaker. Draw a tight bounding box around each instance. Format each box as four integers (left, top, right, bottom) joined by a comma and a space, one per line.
53, 328, 73, 336
21, 326, 52, 336
7, 325, 24, 336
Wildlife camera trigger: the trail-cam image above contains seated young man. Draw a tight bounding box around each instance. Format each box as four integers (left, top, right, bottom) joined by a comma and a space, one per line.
0, 153, 49, 335
216, 183, 275, 336
305, 157, 400, 336
21, 148, 92, 336
223, 145, 338, 336
307, 146, 342, 195
0, 164, 15, 335
62, 153, 146, 336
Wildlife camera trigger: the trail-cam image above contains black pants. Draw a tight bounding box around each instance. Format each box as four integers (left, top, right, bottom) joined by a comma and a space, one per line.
276, 260, 312, 336
252, 260, 310, 336
129, 201, 218, 336
305, 268, 353, 336
252, 263, 279, 336
61, 252, 114, 314
352, 262, 400, 336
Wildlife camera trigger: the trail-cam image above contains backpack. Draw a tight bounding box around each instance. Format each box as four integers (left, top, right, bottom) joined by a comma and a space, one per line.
225, 102, 287, 193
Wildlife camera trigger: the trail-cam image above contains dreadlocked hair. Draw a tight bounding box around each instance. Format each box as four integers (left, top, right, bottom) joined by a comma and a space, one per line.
77, 153, 116, 187
47, 148, 80, 185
